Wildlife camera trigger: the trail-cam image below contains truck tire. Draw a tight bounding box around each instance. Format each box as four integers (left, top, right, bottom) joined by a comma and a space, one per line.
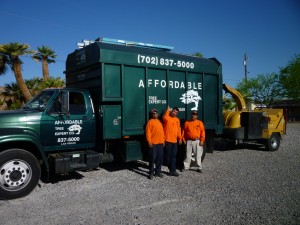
0, 149, 41, 200
265, 133, 280, 151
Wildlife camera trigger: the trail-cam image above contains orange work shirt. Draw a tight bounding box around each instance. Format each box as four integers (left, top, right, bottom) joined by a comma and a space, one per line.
182, 119, 205, 143
145, 118, 165, 145
163, 109, 182, 143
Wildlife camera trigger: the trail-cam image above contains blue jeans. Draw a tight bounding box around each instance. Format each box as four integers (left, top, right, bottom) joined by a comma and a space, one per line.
165, 142, 178, 173
149, 144, 164, 175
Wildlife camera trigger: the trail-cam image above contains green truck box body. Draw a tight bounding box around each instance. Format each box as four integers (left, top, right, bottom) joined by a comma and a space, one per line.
65, 42, 223, 139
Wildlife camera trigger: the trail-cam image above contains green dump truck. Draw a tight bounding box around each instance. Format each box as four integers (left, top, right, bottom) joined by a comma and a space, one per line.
0, 38, 223, 199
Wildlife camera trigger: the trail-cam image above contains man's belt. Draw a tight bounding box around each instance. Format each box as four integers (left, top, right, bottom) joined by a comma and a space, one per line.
187, 138, 199, 141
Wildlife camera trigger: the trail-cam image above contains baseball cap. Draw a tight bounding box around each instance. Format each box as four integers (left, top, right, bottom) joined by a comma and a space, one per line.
191, 110, 198, 115
151, 108, 158, 113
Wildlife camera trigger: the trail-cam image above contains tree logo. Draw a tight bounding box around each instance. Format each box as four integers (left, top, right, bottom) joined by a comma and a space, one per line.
67, 124, 82, 135
180, 90, 202, 110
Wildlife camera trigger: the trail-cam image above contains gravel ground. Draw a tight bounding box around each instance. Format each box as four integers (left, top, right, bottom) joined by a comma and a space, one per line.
1, 123, 299, 225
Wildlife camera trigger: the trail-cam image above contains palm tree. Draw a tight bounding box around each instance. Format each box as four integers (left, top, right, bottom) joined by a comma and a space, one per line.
0, 54, 10, 74
0, 43, 35, 102
33, 46, 57, 81
40, 77, 65, 89
0, 77, 65, 110
192, 52, 203, 58
25, 77, 43, 97
1, 82, 25, 109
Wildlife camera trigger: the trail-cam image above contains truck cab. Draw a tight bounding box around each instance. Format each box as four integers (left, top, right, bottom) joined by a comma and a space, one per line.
0, 88, 101, 199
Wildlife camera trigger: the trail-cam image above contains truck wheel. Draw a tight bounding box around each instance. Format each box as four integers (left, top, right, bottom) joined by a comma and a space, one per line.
265, 133, 280, 151
0, 149, 41, 200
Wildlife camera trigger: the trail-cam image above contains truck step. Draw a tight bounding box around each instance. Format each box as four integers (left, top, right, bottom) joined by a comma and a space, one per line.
49, 150, 100, 174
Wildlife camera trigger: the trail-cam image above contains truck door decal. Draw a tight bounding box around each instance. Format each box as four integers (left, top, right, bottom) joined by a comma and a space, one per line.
55, 120, 83, 145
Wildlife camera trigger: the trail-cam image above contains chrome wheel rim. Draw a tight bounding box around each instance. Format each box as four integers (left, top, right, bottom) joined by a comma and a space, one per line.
0, 160, 32, 192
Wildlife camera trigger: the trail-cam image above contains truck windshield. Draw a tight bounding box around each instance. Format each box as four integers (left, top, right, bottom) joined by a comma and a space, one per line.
23, 90, 56, 111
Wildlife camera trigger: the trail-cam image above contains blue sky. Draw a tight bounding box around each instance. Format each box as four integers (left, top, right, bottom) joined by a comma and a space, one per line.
1, 0, 300, 88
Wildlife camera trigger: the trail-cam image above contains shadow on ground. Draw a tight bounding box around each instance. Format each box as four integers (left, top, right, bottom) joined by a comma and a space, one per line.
41, 161, 151, 184
213, 138, 267, 152
41, 139, 269, 184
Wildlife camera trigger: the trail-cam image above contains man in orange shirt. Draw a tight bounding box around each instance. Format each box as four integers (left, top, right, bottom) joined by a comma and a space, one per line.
182, 110, 205, 173
145, 108, 165, 180
163, 106, 182, 177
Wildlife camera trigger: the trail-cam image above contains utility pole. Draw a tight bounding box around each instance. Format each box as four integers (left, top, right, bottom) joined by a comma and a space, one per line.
243, 53, 248, 90
243, 53, 248, 110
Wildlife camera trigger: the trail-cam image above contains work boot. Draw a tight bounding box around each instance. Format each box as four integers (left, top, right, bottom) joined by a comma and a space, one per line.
149, 174, 154, 180
155, 173, 164, 178
169, 171, 179, 177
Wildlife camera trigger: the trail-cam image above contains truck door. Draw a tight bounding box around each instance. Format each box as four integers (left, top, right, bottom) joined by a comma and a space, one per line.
40, 90, 95, 151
